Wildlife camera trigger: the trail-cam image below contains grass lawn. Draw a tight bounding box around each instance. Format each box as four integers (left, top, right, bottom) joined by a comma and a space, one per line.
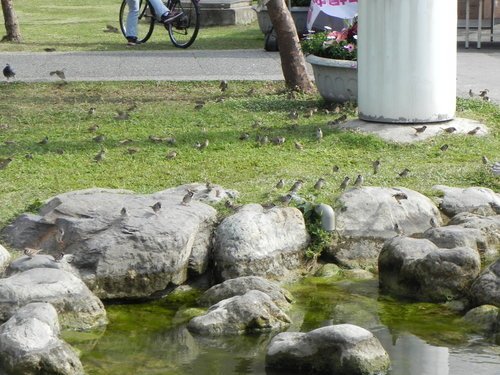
0, 81, 498, 229
0, 0, 264, 52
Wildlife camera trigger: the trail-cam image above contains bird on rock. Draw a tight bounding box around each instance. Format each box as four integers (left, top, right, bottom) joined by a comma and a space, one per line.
182, 190, 195, 205
339, 176, 350, 190
151, 201, 162, 213
24, 247, 43, 258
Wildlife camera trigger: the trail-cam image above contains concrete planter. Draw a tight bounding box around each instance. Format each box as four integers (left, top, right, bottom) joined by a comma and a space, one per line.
306, 54, 357, 103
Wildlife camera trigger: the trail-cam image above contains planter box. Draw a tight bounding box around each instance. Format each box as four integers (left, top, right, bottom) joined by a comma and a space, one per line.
306, 54, 357, 103
254, 6, 310, 35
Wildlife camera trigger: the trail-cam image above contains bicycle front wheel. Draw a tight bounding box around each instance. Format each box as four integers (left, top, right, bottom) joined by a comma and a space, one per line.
119, 0, 156, 44
167, 0, 200, 48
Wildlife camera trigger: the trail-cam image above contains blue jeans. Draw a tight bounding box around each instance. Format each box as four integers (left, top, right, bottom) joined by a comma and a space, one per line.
125, 0, 170, 38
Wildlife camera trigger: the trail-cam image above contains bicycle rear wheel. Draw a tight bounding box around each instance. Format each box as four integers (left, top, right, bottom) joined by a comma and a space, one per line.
119, 0, 156, 44
166, 0, 200, 48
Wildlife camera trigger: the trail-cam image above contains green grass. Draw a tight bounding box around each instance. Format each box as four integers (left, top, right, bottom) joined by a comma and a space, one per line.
0, 81, 498, 229
0, 0, 264, 52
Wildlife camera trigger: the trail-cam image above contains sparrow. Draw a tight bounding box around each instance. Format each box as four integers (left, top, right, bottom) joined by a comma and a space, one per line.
88, 107, 96, 116
261, 202, 276, 209
53, 252, 65, 262
440, 144, 449, 152
166, 150, 177, 160
118, 139, 133, 145
24, 247, 43, 258
55, 148, 65, 155
316, 127, 323, 141
88, 124, 99, 132
114, 110, 130, 120
3, 64, 15, 80
37, 136, 49, 145
314, 178, 325, 190
103, 24, 119, 33
194, 101, 205, 110
332, 165, 340, 173
482, 156, 489, 165
239, 133, 250, 141
429, 217, 438, 228
55, 227, 64, 244
275, 178, 285, 189
271, 136, 285, 145
372, 160, 381, 174
219, 80, 228, 92
151, 201, 162, 213
225, 200, 241, 211
182, 190, 195, 205
49, 69, 66, 80
294, 141, 304, 150
354, 174, 364, 187
0, 157, 13, 169
303, 108, 316, 118
205, 181, 213, 191
288, 110, 298, 120
164, 137, 176, 145
120, 207, 128, 217
412, 125, 427, 135
489, 201, 500, 214
280, 194, 293, 206
289, 180, 304, 193
468, 89, 474, 97
467, 126, 481, 135
393, 192, 408, 203
260, 135, 269, 146
339, 176, 350, 190
94, 148, 106, 162
199, 139, 209, 150
149, 135, 163, 143
394, 223, 404, 236
398, 168, 410, 178
126, 147, 139, 154
25, 154, 33, 160
479, 89, 489, 98
482, 95, 490, 102
92, 135, 105, 143
442, 126, 457, 133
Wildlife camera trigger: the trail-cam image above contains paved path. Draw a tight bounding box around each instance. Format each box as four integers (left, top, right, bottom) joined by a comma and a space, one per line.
1, 47, 499, 104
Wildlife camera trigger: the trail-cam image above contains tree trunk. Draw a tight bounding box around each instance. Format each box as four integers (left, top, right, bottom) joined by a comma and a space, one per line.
265, 0, 313, 92
1, 0, 22, 43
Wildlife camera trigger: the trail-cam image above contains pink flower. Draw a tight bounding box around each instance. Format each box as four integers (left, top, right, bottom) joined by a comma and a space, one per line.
344, 43, 355, 53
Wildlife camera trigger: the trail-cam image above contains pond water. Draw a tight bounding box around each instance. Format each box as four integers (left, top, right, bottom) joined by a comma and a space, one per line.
64, 276, 500, 375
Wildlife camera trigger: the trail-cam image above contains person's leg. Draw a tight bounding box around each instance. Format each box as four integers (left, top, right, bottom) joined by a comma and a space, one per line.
125, 0, 140, 40
149, 0, 182, 23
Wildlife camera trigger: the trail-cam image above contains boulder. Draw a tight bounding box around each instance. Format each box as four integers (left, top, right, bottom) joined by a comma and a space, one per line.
433, 185, 500, 217
0, 302, 84, 375
379, 236, 481, 302
0, 243, 10, 273
0, 268, 107, 330
469, 258, 500, 307
424, 225, 497, 262
1, 187, 218, 300
448, 212, 500, 255
187, 290, 291, 336
265, 324, 390, 375
328, 187, 442, 269
4, 254, 77, 277
155, 182, 238, 205
198, 276, 293, 310
213, 204, 309, 281
463, 305, 499, 334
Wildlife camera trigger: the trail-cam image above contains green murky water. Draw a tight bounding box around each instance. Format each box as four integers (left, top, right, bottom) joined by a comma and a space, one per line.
64, 276, 500, 375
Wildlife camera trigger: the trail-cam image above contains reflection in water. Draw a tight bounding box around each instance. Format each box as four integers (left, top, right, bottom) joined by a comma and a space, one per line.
66, 277, 500, 375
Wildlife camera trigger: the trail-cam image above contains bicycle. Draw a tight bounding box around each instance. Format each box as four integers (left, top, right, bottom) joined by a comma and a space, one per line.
119, 0, 200, 49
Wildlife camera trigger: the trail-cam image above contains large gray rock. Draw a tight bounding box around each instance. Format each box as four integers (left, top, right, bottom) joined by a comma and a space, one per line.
424, 225, 497, 262
198, 276, 293, 310
0, 268, 107, 330
448, 212, 500, 255
187, 290, 291, 336
4, 254, 77, 277
328, 187, 442, 269
463, 305, 499, 334
265, 324, 390, 375
156, 182, 238, 205
1, 187, 218, 300
433, 185, 500, 217
379, 236, 481, 302
214, 204, 309, 281
0, 303, 84, 375
0, 243, 10, 273
469, 258, 500, 307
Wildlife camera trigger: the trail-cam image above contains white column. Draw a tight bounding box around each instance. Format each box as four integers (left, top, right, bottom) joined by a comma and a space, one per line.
358, 0, 457, 123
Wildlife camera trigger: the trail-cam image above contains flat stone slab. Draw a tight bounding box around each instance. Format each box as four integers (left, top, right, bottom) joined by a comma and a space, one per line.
342, 118, 487, 143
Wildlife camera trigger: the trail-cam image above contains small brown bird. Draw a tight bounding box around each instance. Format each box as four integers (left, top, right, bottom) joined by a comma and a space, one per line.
294, 141, 304, 150
114, 110, 130, 120
55, 148, 65, 155
412, 125, 427, 135
239, 133, 250, 141
194, 101, 205, 110
275, 178, 285, 189
94, 148, 106, 162
149, 135, 163, 143
393, 192, 408, 203
332, 165, 340, 173
479, 89, 489, 98
164, 137, 176, 145
126, 147, 139, 155
398, 168, 410, 178
354, 174, 364, 187
314, 178, 325, 190
120, 207, 128, 217
259, 135, 269, 146
442, 126, 457, 133
440, 144, 449, 152
468, 89, 474, 98
289, 180, 304, 193
467, 126, 481, 135
166, 150, 177, 160
118, 139, 133, 145
219, 80, 228, 92
24, 247, 43, 258
0, 157, 13, 170
394, 223, 404, 236
482, 156, 490, 165
37, 136, 49, 145
55, 227, 64, 244
339, 176, 350, 190
93, 135, 105, 143
53, 252, 65, 262
372, 160, 381, 175
429, 217, 438, 228
151, 201, 162, 213
88, 124, 99, 133
280, 194, 293, 206
25, 154, 33, 160
489, 201, 500, 214
271, 136, 285, 145
104, 24, 119, 33
288, 110, 298, 120
49, 69, 66, 80
316, 127, 323, 141
181, 190, 194, 205
199, 139, 209, 150
88, 107, 96, 116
